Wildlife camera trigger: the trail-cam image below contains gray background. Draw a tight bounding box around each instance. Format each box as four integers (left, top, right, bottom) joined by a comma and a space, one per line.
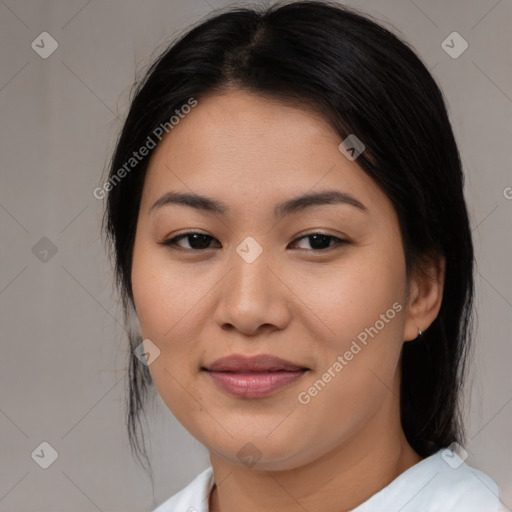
1, 0, 511, 510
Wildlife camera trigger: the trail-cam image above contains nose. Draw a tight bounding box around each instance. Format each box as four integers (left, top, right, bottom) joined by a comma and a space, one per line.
213, 245, 292, 337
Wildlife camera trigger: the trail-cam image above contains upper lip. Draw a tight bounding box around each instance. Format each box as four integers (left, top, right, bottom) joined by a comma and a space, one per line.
203, 354, 308, 373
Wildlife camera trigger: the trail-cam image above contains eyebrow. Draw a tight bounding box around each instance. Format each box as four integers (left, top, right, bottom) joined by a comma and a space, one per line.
149, 189, 368, 218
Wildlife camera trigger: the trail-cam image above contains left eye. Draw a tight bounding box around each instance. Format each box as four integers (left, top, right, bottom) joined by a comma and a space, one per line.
290, 233, 347, 251
160, 232, 348, 251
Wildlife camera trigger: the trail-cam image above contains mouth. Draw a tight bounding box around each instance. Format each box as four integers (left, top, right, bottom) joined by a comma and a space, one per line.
201, 354, 309, 399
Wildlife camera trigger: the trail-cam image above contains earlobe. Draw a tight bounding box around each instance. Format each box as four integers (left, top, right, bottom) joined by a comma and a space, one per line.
403, 255, 445, 342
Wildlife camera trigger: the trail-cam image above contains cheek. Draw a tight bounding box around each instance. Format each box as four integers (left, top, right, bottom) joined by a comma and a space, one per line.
130, 239, 217, 406
293, 260, 406, 450
131, 241, 208, 427
131, 240, 204, 342
295, 240, 407, 412
301, 243, 407, 353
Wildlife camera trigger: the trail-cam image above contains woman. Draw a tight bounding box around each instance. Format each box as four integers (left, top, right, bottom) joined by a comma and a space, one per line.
102, 1, 506, 510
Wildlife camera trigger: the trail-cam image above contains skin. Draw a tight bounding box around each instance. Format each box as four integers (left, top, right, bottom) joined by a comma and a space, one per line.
131, 89, 445, 512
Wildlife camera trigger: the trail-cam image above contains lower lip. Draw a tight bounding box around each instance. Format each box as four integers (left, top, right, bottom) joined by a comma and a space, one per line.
205, 370, 307, 398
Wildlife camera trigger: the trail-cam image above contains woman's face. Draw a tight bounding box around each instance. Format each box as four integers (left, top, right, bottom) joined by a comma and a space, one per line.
131, 89, 418, 470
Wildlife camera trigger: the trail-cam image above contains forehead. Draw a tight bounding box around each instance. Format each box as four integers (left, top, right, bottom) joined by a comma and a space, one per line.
141, 90, 392, 219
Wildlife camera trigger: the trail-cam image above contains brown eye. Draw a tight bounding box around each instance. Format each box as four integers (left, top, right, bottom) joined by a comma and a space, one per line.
290, 233, 349, 251
160, 232, 221, 250
160, 231, 349, 252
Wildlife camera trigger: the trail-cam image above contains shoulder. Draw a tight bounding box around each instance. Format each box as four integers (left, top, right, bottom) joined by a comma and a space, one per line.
152, 467, 215, 512
420, 449, 504, 511
354, 448, 506, 512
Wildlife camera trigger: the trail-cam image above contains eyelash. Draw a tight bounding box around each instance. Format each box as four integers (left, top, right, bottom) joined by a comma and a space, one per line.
159, 230, 350, 252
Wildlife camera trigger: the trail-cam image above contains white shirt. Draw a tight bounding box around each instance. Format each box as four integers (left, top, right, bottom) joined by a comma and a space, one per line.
153, 449, 506, 511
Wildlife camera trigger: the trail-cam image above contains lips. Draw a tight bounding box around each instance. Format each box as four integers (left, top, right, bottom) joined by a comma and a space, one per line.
205, 355, 307, 373
202, 354, 309, 399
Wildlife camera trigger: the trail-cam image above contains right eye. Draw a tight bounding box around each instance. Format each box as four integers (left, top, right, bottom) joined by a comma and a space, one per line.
159, 231, 221, 251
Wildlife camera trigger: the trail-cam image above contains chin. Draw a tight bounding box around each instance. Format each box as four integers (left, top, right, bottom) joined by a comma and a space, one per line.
200, 426, 322, 472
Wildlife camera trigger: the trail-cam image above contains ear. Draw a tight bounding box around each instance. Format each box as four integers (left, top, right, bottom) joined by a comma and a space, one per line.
403, 254, 445, 342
